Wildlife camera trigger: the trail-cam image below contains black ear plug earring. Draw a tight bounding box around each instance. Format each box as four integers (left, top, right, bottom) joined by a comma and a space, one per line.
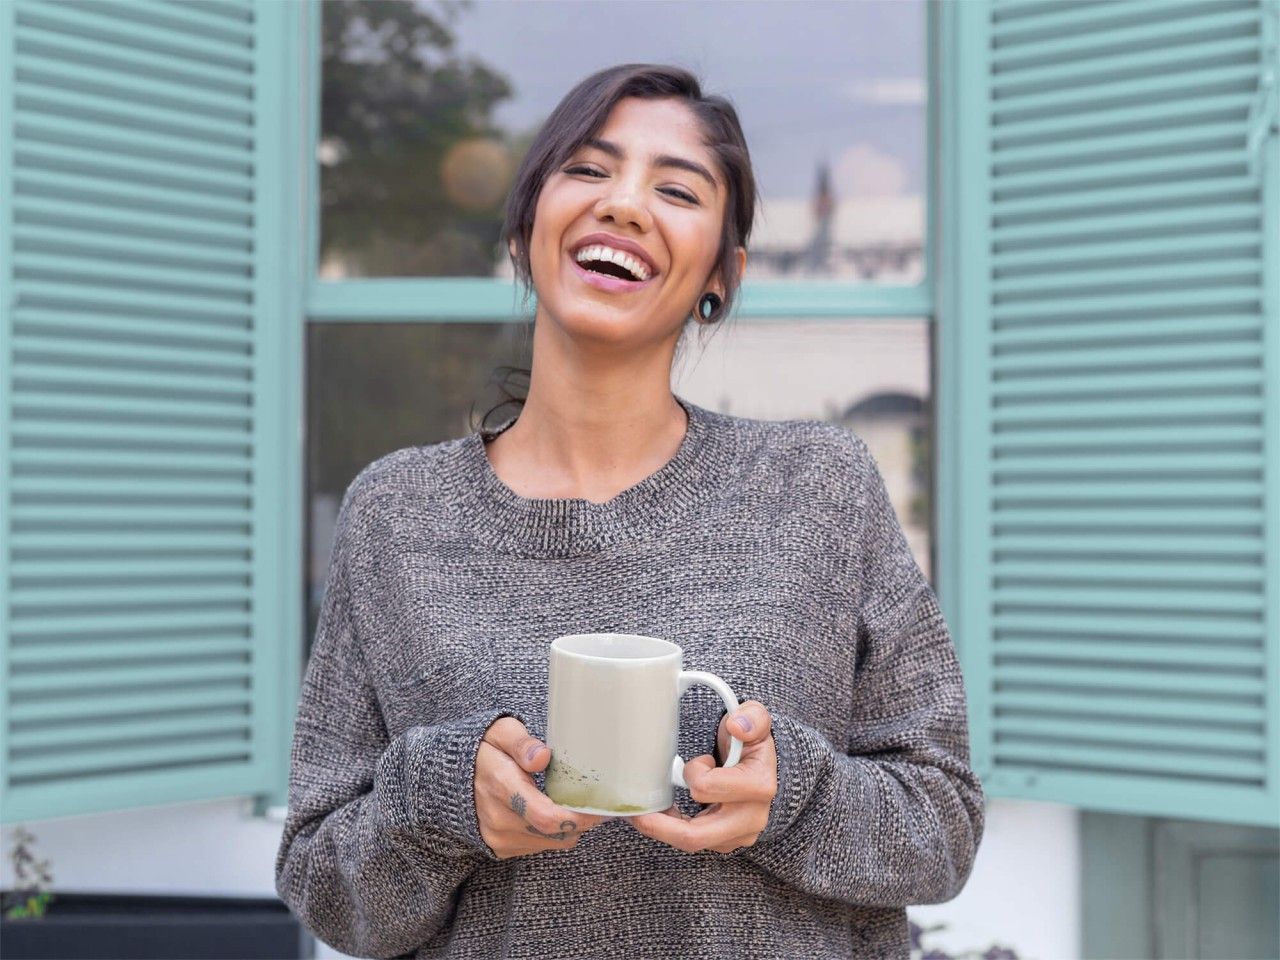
697, 292, 723, 322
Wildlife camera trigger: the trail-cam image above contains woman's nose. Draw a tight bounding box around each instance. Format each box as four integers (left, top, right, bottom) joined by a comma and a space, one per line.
594, 184, 652, 231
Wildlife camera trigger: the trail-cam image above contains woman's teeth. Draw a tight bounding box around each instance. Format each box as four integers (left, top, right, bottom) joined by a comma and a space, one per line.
573, 244, 651, 281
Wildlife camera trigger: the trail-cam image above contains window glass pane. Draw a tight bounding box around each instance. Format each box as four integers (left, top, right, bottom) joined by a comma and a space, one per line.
306, 319, 933, 645
675, 319, 934, 579
319, 0, 926, 283
305, 321, 530, 645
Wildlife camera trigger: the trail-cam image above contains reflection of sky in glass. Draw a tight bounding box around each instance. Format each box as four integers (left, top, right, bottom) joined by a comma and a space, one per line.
431, 0, 925, 201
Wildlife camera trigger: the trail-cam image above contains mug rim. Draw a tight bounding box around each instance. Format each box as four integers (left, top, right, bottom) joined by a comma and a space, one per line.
551, 632, 681, 663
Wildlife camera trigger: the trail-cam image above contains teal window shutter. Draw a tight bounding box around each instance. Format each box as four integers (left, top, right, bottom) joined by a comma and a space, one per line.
0, 0, 304, 823
942, 0, 1280, 827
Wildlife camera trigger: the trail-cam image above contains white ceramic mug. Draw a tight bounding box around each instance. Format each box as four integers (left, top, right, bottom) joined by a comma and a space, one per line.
544, 632, 745, 816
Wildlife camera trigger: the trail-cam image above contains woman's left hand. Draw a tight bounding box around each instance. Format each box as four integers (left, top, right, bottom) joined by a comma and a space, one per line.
624, 700, 777, 854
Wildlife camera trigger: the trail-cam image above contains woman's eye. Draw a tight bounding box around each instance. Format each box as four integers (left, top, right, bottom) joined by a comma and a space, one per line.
564, 165, 698, 205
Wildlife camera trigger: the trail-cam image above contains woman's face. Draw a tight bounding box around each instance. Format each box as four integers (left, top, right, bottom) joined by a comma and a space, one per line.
521, 96, 744, 345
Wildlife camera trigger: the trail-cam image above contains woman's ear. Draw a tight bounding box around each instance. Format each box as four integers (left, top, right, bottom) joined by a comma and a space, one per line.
710, 247, 749, 299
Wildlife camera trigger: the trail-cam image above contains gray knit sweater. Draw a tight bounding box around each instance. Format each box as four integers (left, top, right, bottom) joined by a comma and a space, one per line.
274, 395, 985, 960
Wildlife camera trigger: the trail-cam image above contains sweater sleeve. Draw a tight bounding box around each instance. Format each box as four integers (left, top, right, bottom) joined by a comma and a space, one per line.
729, 434, 986, 907
273, 481, 528, 959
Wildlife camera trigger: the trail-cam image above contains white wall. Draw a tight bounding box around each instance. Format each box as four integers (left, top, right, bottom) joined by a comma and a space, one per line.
0, 798, 1077, 960
909, 799, 1080, 960
0, 796, 280, 898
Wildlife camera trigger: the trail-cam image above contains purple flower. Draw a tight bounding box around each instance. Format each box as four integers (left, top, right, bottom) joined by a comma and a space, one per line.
921, 951, 954, 960
909, 921, 923, 951
982, 948, 1019, 960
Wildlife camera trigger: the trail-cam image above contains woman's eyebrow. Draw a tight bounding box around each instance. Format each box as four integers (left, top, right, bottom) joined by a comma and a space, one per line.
580, 136, 718, 194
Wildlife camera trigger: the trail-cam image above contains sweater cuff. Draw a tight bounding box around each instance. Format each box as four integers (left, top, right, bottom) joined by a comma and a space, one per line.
754, 711, 837, 846
400, 706, 530, 861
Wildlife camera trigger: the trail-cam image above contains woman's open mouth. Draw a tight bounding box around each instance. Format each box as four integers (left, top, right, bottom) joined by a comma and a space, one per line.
569, 251, 658, 294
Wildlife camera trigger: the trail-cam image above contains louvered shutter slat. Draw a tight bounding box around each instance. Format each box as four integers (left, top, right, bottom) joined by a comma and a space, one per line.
14, 713, 252, 752
996, 716, 1267, 753
993, 664, 1266, 696
10, 662, 250, 694
11, 690, 253, 725
17, 365, 254, 397
993, 423, 1264, 446
13, 425, 252, 448
12, 610, 253, 636
11, 583, 252, 607
12, 335, 254, 371
993, 744, 1263, 782
10, 532, 251, 551
12, 739, 254, 782
994, 397, 1262, 421
998, 372, 1266, 400
12, 449, 252, 472
16, 198, 253, 239
16, 307, 256, 343
991, 610, 1260, 641
995, 151, 1254, 192
16, 255, 255, 294
10, 637, 252, 666
994, 262, 1264, 297
996, 239, 1261, 273
996, 640, 1265, 670
993, 690, 1262, 725
16, 393, 252, 423
994, 558, 1264, 583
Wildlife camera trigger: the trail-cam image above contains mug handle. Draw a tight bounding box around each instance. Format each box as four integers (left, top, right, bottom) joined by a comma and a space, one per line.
671, 670, 744, 789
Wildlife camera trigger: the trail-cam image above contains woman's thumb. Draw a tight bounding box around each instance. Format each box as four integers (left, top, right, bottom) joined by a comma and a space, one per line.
518, 735, 550, 771
484, 716, 552, 773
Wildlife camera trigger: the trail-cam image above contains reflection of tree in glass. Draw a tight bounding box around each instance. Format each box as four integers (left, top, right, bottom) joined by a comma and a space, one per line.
308, 321, 532, 497
322, 0, 525, 277
305, 320, 535, 658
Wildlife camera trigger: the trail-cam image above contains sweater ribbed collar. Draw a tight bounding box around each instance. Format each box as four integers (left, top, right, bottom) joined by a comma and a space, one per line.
450, 394, 725, 558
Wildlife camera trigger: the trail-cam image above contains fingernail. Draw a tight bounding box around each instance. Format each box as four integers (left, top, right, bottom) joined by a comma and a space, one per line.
734, 713, 752, 733
526, 743, 543, 763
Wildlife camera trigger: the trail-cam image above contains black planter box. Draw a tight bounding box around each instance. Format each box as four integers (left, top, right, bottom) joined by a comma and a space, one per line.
0, 891, 315, 960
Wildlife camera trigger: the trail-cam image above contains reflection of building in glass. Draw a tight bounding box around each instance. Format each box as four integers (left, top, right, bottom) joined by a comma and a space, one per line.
835, 392, 931, 580
750, 163, 923, 282
805, 160, 835, 273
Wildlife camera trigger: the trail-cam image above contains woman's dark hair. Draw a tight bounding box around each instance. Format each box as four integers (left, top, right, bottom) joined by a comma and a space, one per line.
475, 63, 759, 431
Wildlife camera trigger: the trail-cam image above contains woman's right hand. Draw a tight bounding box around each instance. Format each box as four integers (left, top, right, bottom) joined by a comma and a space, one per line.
475, 716, 614, 860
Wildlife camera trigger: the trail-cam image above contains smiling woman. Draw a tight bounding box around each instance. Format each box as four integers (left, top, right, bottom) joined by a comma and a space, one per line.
278, 61, 982, 960
488, 65, 758, 429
